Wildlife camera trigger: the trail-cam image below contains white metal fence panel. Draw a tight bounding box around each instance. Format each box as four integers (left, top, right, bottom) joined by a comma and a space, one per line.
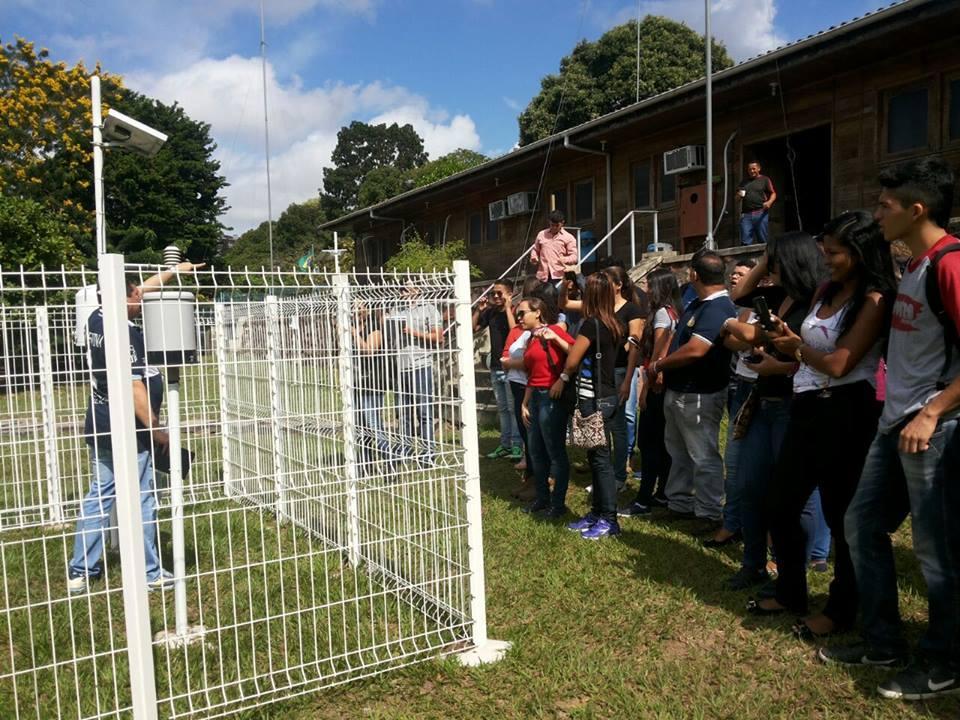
0, 260, 498, 720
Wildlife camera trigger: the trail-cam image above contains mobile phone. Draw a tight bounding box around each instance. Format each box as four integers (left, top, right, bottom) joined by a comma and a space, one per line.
744, 353, 763, 364
627, 336, 642, 348
752, 296, 777, 332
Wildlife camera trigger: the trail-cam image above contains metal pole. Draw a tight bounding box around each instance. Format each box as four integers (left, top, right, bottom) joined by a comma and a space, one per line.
264, 296, 287, 519
629, 213, 636, 268
98, 254, 159, 720
705, 0, 715, 250
36, 307, 63, 524
214, 304, 234, 498
453, 260, 510, 666
259, 0, 275, 268
333, 231, 341, 274
91, 76, 107, 258
167, 370, 188, 636
333, 274, 360, 565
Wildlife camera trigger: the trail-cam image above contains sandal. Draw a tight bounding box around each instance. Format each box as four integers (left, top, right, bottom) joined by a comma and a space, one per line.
746, 598, 791, 616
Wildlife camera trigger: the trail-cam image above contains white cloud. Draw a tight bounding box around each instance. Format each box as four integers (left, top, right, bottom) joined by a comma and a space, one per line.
129, 56, 481, 233
599, 0, 786, 62
502, 96, 522, 112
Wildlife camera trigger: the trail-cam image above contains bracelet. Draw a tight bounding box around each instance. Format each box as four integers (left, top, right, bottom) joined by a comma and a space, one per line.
559, 372, 570, 383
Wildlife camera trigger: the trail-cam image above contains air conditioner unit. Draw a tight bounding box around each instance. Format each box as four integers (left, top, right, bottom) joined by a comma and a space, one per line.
488, 199, 508, 221
664, 145, 706, 175
507, 191, 538, 216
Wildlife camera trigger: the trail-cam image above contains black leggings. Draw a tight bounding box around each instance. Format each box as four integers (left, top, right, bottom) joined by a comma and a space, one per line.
765, 381, 880, 624
635, 389, 670, 506
510, 381, 533, 476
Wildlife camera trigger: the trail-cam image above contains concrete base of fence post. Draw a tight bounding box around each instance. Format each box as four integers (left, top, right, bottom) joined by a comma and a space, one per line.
456, 639, 512, 667
155, 625, 208, 649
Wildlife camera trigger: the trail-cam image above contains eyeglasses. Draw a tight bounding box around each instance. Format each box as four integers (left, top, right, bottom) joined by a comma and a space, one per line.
492, 291, 503, 299
515, 310, 526, 319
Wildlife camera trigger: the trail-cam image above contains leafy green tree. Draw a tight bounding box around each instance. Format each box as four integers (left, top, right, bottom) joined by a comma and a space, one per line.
320, 121, 427, 218
105, 89, 228, 264
408, 149, 488, 188
383, 232, 480, 277
223, 198, 329, 269
0, 194, 83, 269
518, 16, 734, 145
0, 36, 229, 265
357, 165, 409, 208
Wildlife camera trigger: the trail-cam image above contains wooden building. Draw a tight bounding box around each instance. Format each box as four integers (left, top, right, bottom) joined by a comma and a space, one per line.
322, 0, 960, 278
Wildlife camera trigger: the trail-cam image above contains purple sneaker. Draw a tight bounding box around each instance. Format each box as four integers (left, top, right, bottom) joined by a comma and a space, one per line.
566, 513, 598, 532
580, 518, 621, 540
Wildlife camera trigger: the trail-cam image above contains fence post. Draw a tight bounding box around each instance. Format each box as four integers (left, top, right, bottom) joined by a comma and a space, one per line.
98, 254, 159, 720
333, 274, 361, 566
452, 260, 510, 666
35, 307, 63, 524
213, 303, 234, 498
264, 296, 288, 519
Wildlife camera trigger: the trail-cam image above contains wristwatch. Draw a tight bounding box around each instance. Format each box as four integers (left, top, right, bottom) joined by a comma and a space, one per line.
559, 372, 570, 383
794, 345, 804, 363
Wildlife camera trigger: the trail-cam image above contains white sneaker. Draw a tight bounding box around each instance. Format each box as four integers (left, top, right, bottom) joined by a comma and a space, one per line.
148, 570, 175, 592
67, 575, 88, 595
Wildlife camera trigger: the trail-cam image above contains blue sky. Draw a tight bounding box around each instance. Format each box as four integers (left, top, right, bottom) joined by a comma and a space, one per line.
3, 0, 887, 232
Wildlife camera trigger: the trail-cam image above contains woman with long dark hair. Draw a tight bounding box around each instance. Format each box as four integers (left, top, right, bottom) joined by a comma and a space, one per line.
721, 231, 833, 590
603, 264, 648, 491
619, 268, 682, 516
520, 296, 575, 516
746, 212, 896, 639
554, 272, 624, 539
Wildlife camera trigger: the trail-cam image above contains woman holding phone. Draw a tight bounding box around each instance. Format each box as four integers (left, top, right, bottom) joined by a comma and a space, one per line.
746, 211, 896, 640
720, 232, 830, 591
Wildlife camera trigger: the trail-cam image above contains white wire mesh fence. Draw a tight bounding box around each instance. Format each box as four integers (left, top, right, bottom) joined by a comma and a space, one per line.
0, 257, 498, 719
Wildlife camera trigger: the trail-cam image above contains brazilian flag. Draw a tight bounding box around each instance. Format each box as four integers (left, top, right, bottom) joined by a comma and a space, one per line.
295, 251, 314, 271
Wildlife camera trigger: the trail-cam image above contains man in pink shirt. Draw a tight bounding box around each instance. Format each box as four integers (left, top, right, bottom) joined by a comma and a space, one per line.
530, 211, 578, 282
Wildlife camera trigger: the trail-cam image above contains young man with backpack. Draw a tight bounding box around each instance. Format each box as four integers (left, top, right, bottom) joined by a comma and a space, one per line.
818, 157, 960, 701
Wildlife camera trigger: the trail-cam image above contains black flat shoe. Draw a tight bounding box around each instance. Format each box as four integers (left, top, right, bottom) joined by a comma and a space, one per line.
703, 530, 742, 548
792, 618, 850, 641
746, 598, 794, 616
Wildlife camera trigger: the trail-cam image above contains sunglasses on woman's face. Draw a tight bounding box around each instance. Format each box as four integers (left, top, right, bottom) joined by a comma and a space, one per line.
516, 310, 526, 319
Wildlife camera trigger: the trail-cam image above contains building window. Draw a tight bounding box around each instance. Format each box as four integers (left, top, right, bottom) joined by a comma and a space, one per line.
949, 78, 960, 142
660, 168, 676, 205
574, 179, 594, 223
487, 216, 499, 244
886, 86, 929, 154
633, 161, 652, 209
469, 212, 483, 246
550, 188, 568, 218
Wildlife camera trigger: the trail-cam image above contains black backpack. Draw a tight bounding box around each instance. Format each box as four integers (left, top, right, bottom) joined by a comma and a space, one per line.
925, 242, 960, 389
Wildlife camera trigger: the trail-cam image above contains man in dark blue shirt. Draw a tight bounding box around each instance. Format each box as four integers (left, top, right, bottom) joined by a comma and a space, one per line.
649, 250, 736, 523
68, 261, 201, 595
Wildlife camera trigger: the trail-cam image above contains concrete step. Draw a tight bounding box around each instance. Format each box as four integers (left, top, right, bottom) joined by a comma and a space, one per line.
476, 402, 498, 429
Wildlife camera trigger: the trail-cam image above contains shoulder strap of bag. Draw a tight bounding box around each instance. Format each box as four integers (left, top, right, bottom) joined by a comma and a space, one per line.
925, 243, 960, 388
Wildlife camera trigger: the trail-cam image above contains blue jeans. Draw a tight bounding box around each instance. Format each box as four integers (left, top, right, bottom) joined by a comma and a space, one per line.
721, 377, 753, 534
738, 397, 792, 571
526, 389, 570, 511
69, 448, 162, 582
398, 367, 435, 456
355, 390, 391, 465
491, 370, 522, 449
846, 417, 960, 659
739, 210, 769, 246
612, 367, 636, 485
804, 489, 831, 562
584, 396, 619, 520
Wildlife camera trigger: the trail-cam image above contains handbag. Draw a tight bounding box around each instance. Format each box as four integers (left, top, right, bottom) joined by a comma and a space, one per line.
570, 319, 608, 450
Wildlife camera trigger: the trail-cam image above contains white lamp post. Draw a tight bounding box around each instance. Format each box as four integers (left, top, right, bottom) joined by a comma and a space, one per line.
90, 75, 168, 257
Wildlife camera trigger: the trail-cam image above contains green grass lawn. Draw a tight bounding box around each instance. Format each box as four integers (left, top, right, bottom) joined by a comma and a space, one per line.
248, 428, 960, 720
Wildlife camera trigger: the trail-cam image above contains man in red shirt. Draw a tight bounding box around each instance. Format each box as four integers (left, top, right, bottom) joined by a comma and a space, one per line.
530, 211, 578, 282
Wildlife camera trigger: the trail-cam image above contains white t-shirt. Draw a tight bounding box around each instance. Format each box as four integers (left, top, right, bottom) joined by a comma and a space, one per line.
390, 303, 442, 373
793, 300, 881, 395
